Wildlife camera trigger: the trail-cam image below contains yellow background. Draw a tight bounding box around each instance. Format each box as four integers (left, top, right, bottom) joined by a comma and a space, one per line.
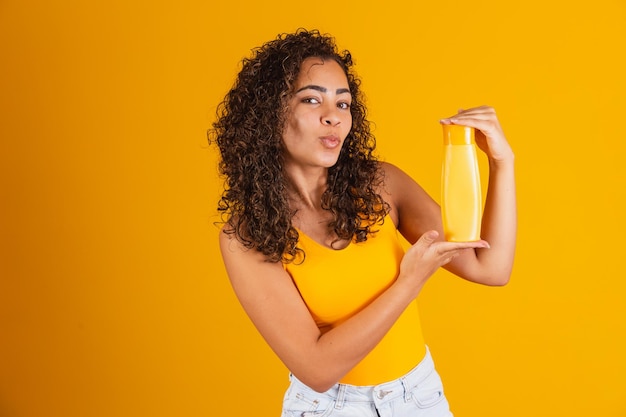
1, 1, 625, 416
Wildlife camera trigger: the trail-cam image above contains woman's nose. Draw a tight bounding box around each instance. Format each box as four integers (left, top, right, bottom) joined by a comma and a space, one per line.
321, 108, 340, 126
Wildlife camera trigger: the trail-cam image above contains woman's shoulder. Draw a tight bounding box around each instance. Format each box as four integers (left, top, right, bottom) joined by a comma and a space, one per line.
377, 161, 417, 197
219, 222, 287, 275
376, 162, 409, 227
218, 219, 249, 258
378, 161, 405, 179
376, 160, 439, 231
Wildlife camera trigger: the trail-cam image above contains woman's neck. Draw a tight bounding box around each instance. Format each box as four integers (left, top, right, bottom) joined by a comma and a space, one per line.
284, 167, 329, 210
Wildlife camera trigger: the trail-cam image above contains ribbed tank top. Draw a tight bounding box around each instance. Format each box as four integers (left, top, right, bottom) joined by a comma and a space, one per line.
285, 216, 426, 386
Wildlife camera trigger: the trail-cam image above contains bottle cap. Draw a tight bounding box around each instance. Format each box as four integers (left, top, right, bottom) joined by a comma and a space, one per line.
442, 124, 475, 145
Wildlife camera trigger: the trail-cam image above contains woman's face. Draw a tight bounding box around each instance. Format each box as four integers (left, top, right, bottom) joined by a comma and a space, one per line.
281, 57, 353, 172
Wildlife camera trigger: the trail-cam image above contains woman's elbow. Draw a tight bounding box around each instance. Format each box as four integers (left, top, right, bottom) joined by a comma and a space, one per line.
308, 381, 336, 393
488, 275, 511, 287
292, 368, 339, 393
463, 265, 513, 286
481, 269, 513, 286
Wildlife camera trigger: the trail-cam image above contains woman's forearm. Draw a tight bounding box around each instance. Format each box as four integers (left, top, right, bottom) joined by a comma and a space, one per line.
476, 157, 517, 284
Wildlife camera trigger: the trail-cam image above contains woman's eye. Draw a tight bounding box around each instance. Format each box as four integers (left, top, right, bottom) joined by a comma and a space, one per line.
302, 97, 320, 104
338, 102, 351, 110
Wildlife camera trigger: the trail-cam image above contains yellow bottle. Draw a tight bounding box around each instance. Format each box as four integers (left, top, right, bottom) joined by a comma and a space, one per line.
441, 124, 482, 241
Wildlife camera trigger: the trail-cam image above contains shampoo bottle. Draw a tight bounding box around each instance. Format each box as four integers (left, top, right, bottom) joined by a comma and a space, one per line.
441, 124, 482, 241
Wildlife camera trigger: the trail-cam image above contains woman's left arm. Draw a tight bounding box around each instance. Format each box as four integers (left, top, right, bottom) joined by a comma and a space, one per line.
385, 106, 517, 286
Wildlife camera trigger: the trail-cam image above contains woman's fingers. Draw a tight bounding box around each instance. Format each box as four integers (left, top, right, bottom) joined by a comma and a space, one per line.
440, 106, 513, 162
405, 230, 489, 271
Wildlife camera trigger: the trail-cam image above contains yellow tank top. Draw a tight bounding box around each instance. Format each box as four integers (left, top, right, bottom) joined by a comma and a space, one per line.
285, 216, 426, 386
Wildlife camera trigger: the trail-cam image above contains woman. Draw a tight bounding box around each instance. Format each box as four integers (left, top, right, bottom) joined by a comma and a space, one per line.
210, 29, 516, 417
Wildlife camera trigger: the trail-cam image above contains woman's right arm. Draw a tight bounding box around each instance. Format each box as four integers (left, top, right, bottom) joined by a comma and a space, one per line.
220, 227, 486, 392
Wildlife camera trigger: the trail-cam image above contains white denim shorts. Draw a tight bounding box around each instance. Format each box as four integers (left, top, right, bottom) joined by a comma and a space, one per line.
281, 347, 453, 417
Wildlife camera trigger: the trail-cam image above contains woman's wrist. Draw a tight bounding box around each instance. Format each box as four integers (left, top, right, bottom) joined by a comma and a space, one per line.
393, 273, 425, 300
488, 152, 515, 170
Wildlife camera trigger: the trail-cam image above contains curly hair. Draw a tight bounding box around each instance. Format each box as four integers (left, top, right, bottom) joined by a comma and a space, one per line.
208, 29, 389, 263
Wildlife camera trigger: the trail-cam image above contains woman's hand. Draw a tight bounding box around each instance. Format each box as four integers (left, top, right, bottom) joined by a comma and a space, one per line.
440, 105, 514, 163
397, 230, 490, 295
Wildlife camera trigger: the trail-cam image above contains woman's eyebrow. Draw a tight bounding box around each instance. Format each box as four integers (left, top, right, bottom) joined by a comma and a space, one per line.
296, 85, 351, 95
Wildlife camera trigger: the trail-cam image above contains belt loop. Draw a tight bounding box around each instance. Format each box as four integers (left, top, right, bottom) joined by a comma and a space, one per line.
400, 376, 411, 403
335, 384, 346, 409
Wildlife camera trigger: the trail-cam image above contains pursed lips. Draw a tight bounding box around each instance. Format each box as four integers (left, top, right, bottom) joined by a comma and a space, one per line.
320, 134, 341, 149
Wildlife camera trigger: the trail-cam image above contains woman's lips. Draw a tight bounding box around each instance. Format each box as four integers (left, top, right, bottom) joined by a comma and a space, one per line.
320, 135, 340, 149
